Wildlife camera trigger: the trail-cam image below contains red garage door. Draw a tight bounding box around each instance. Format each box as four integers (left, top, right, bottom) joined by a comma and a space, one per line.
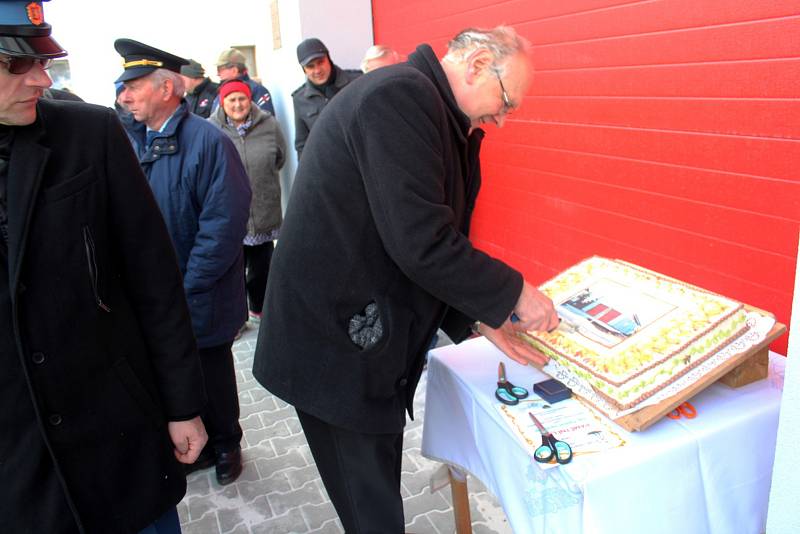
373, 0, 799, 354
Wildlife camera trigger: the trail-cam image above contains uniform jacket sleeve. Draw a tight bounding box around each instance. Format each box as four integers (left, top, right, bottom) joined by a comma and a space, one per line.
182, 132, 252, 294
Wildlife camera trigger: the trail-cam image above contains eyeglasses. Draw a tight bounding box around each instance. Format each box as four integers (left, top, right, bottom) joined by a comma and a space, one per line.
493, 69, 512, 115
0, 56, 53, 75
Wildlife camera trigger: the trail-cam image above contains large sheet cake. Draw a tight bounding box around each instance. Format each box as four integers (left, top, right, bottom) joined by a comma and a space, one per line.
522, 257, 749, 411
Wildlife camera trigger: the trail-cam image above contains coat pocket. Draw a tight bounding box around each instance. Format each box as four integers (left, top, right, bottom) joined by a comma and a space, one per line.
113, 357, 164, 428
41, 166, 98, 203
82, 226, 112, 312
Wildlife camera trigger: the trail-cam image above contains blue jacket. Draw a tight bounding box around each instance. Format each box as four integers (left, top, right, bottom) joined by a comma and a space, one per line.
124, 101, 252, 347
212, 73, 275, 117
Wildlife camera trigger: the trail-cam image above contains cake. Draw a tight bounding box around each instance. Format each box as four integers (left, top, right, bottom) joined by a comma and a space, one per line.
521, 257, 749, 411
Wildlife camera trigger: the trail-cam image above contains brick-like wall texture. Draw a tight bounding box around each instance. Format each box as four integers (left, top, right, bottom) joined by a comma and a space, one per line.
373, 0, 799, 354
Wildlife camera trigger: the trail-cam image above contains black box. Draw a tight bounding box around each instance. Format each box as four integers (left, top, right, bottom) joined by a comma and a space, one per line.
533, 378, 572, 403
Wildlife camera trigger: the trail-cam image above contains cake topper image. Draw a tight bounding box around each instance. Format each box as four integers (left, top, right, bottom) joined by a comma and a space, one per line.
557, 278, 675, 348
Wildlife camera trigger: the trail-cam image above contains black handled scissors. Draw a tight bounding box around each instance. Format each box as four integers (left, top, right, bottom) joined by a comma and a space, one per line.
495, 361, 528, 405
529, 412, 573, 464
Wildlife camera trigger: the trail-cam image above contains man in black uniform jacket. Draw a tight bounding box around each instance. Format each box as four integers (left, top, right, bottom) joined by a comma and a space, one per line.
0, 2, 207, 532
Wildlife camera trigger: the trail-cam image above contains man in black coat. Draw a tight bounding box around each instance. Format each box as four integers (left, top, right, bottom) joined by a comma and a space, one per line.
0, 2, 207, 532
181, 59, 218, 119
291, 37, 360, 159
253, 26, 558, 531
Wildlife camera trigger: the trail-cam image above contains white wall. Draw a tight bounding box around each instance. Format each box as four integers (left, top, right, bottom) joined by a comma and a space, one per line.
45, 0, 374, 201
766, 232, 800, 533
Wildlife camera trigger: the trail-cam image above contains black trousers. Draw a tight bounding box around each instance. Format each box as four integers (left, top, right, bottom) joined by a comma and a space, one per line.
244, 241, 274, 314
198, 342, 242, 453
296, 409, 405, 533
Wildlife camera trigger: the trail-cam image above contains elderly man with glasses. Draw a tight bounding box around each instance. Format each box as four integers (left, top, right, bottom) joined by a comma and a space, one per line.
0, 2, 208, 533
253, 25, 558, 531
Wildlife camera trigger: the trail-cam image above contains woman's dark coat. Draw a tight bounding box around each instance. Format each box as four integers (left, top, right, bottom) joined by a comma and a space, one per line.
253, 45, 523, 434
0, 100, 205, 533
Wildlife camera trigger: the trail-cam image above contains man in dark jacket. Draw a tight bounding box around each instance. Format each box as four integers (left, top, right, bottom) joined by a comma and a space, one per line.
291, 37, 360, 159
116, 39, 252, 486
0, 2, 207, 532
181, 59, 218, 118
253, 26, 558, 531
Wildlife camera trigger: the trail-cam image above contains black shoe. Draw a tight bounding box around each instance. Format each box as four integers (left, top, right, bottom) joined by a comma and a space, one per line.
184, 449, 215, 476
215, 446, 242, 485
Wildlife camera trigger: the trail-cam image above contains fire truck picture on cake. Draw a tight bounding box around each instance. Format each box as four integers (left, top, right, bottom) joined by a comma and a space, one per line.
557, 278, 675, 348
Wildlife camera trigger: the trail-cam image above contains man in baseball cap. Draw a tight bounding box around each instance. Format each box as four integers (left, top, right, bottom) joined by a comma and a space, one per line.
2, 3, 210, 533
291, 37, 360, 159
181, 59, 218, 119
213, 46, 274, 116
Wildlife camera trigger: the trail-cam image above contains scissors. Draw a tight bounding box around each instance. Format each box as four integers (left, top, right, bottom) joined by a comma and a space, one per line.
666, 401, 697, 420
495, 361, 529, 405
529, 412, 573, 464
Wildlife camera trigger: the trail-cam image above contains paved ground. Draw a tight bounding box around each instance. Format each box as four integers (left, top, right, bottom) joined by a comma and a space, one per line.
177, 325, 514, 534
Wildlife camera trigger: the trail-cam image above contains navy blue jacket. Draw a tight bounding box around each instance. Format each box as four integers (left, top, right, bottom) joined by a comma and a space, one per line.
124, 102, 251, 348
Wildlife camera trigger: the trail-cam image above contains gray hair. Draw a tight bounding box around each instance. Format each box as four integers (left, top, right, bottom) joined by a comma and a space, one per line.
148, 68, 185, 98
444, 26, 531, 75
360, 44, 398, 72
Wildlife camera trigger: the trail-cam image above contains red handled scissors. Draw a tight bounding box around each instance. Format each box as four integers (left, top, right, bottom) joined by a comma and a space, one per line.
666, 401, 697, 420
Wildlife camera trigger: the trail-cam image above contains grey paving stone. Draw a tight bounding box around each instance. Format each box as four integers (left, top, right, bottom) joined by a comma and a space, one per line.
181, 512, 220, 534
237, 472, 291, 503
250, 508, 308, 534
243, 442, 276, 461
240, 412, 264, 431
270, 430, 313, 456
258, 403, 296, 428
285, 464, 325, 490
402, 465, 436, 497
186, 493, 218, 522
255, 448, 308, 478
300, 501, 339, 530
176, 501, 189, 525
402, 487, 451, 523
307, 520, 344, 534
405, 512, 437, 534
185, 469, 213, 497
215, 495, 273, 532
421, 507, 457, 534
244, 420, 290, 449
267, 480, 326, 517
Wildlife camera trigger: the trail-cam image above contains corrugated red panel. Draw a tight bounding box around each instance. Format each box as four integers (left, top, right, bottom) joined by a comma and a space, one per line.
372, 0, 798, 354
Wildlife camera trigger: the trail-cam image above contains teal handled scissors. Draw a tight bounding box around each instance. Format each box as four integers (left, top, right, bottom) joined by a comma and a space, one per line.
529, 412, 573, 464
495, 361, 529, 405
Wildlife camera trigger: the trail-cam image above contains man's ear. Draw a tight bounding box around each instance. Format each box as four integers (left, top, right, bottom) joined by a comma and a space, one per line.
464, 48, 494, 85
162, 79, 173, 100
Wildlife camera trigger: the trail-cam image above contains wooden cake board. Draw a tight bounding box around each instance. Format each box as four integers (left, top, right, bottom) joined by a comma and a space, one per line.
613, 311, 786, 432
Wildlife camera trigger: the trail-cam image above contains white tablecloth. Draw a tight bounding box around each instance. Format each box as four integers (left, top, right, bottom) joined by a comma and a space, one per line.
421, 337, 785, 534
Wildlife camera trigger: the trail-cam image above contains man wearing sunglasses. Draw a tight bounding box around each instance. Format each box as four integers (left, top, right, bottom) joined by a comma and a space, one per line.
1, 2, 208, 533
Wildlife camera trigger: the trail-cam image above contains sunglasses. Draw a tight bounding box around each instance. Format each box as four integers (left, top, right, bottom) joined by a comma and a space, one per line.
0, 56, 54, 75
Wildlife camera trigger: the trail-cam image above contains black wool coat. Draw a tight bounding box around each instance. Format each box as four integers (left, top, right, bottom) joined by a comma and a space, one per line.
253, 45, 523, 434
0, 100, 205, 533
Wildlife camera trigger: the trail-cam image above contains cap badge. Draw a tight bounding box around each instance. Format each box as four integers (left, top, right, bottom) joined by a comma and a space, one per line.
26, 2, 44, 25
123, 59, 165, 68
